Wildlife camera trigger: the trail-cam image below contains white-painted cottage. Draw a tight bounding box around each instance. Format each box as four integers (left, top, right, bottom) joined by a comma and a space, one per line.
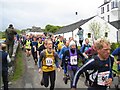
54, 16, 118, 46
97, 0, 120, 42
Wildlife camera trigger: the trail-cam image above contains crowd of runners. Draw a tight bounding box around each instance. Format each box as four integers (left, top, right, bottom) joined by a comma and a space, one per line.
17, 32, 120, 90
1, 30, 120, 90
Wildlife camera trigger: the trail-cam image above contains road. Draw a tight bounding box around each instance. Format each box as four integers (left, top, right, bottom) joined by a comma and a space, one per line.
9, 50, 87, 89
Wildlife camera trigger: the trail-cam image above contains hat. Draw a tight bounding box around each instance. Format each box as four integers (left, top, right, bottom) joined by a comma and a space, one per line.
69, 40, 76, 47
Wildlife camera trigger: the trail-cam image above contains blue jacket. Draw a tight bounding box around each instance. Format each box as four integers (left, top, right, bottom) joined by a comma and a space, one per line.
58, 46, 69, 59
112, 47, 120, 61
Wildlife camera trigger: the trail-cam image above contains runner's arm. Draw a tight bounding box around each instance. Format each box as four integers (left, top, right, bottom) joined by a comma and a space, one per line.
38, 51, 44, 68
72, 59, 95, 88
54, 52, 60, 68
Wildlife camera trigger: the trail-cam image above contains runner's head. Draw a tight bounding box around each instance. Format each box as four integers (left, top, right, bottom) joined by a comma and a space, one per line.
95, 38, 111, 60
65, 40, 69, 47
69, 40, 76, 50
46, 39, 53, 50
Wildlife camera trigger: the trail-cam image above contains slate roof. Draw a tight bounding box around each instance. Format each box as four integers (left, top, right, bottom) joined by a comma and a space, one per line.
98, 1, 110, 8
54, 16, 95, 35
110, 20, 120, 29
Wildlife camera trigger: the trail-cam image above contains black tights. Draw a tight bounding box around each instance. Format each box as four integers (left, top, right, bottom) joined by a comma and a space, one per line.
43, 70, 56, 90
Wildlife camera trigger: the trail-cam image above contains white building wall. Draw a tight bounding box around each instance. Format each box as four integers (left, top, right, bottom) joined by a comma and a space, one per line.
54, 33, 64, 37
54, 16, 118, 45
75, 16, 118, 44
63, 32, 72, 40
97, 0, 120, 22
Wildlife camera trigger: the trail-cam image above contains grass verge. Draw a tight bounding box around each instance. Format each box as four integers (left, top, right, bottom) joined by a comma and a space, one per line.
10, 47, 24, 81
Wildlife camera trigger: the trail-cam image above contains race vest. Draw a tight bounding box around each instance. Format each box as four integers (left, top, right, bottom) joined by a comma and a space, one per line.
42, 49, 55, 72
58, 41, 64, 50
38, 41, 43, 47
97, 71, 110, 86
25, 40, 31, 49
69, 49, 78, 65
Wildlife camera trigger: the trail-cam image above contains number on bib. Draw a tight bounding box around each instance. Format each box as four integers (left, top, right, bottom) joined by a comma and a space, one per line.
46, 58, 53, 66
70, 55, 77, 65
97, 71, 110, 86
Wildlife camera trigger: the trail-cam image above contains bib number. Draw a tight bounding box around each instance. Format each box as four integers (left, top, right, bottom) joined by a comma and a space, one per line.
97, 71, 110, 86
70, 56, 77, 65
46, 58, 53, 66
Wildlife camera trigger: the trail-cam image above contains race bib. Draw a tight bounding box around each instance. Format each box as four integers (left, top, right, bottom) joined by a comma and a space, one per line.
97, 71, 110, 86
70, 55, 77, 65
46, 58, 53, 66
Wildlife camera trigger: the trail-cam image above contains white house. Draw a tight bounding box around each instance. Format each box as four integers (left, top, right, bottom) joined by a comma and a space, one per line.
97, 0, 120, 42
25, 26, 44, 35
54, 16, 118, 46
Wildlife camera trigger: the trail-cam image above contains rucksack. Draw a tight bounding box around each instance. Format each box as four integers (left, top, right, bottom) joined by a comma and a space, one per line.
5, 29, 14, 41
80, 44, 91, 53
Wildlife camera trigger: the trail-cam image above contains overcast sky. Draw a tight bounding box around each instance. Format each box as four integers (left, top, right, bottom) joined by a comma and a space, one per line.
0, 0, 104, 31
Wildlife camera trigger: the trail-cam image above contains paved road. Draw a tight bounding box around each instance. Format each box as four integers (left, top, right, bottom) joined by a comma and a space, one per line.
9, 50, 87, 89
9, 50, 120, 90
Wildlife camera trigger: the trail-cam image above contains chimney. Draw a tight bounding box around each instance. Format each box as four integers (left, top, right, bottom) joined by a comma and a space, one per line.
104, 0, 111, 3
104, 0, 107, 3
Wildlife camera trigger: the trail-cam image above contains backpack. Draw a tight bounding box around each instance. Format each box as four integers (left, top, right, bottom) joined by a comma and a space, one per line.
5, 29, 14, 41
80, 44, 91, 53
86, 55, 113, 86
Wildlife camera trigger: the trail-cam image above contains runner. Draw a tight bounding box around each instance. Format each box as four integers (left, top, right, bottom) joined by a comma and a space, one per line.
54, 36, 64, 54
31, 36, 38, 65
58, 40, 69, 76
38, 39, 61, 90
82, 41, 98, 86
71, 38, 114, 90
112, 47, 120, 71
24, 35, 32, 58
62, 40, 84, 87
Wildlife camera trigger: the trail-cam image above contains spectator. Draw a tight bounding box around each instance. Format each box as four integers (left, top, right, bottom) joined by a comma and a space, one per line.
77, 27, 84, 47
5, 24, 17, 58
0, 44, 11, 90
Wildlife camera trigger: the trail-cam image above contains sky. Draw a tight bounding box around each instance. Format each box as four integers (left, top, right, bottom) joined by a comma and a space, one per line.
0, 0, 104, 31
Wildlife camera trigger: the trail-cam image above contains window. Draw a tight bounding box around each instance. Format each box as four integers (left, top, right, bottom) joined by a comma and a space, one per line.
101, 7, 104, 14
101, 17, 104, 20
88, 33, 91, 38
111, 0, 118, 9
107, 4, 109, 12
108, 15, 110, 22
105, 32, 108, 37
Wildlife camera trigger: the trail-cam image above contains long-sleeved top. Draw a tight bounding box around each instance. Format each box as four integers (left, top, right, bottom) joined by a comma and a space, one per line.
62, 49, 84, 70
0, 50, 11, 71
58, 46, 69, 59
77, 29, 84, 40
72, 55, 114, 88
112, 47, 120, 61
84, 46, 97, 59
80, 44, 91, 53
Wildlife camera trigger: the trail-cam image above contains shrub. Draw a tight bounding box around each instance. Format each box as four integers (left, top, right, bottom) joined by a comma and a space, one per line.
111, 42, 120, 53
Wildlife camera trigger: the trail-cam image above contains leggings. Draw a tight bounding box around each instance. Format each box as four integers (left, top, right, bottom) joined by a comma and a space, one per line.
43, 70, 56, 90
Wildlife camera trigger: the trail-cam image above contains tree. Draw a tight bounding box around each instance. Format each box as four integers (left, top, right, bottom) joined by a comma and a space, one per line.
89, 20, 101, 40
89, 21, 110, 42
44, 24, 62, 33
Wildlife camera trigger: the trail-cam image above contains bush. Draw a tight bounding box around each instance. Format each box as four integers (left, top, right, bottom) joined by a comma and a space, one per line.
111, 42, 120, 53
